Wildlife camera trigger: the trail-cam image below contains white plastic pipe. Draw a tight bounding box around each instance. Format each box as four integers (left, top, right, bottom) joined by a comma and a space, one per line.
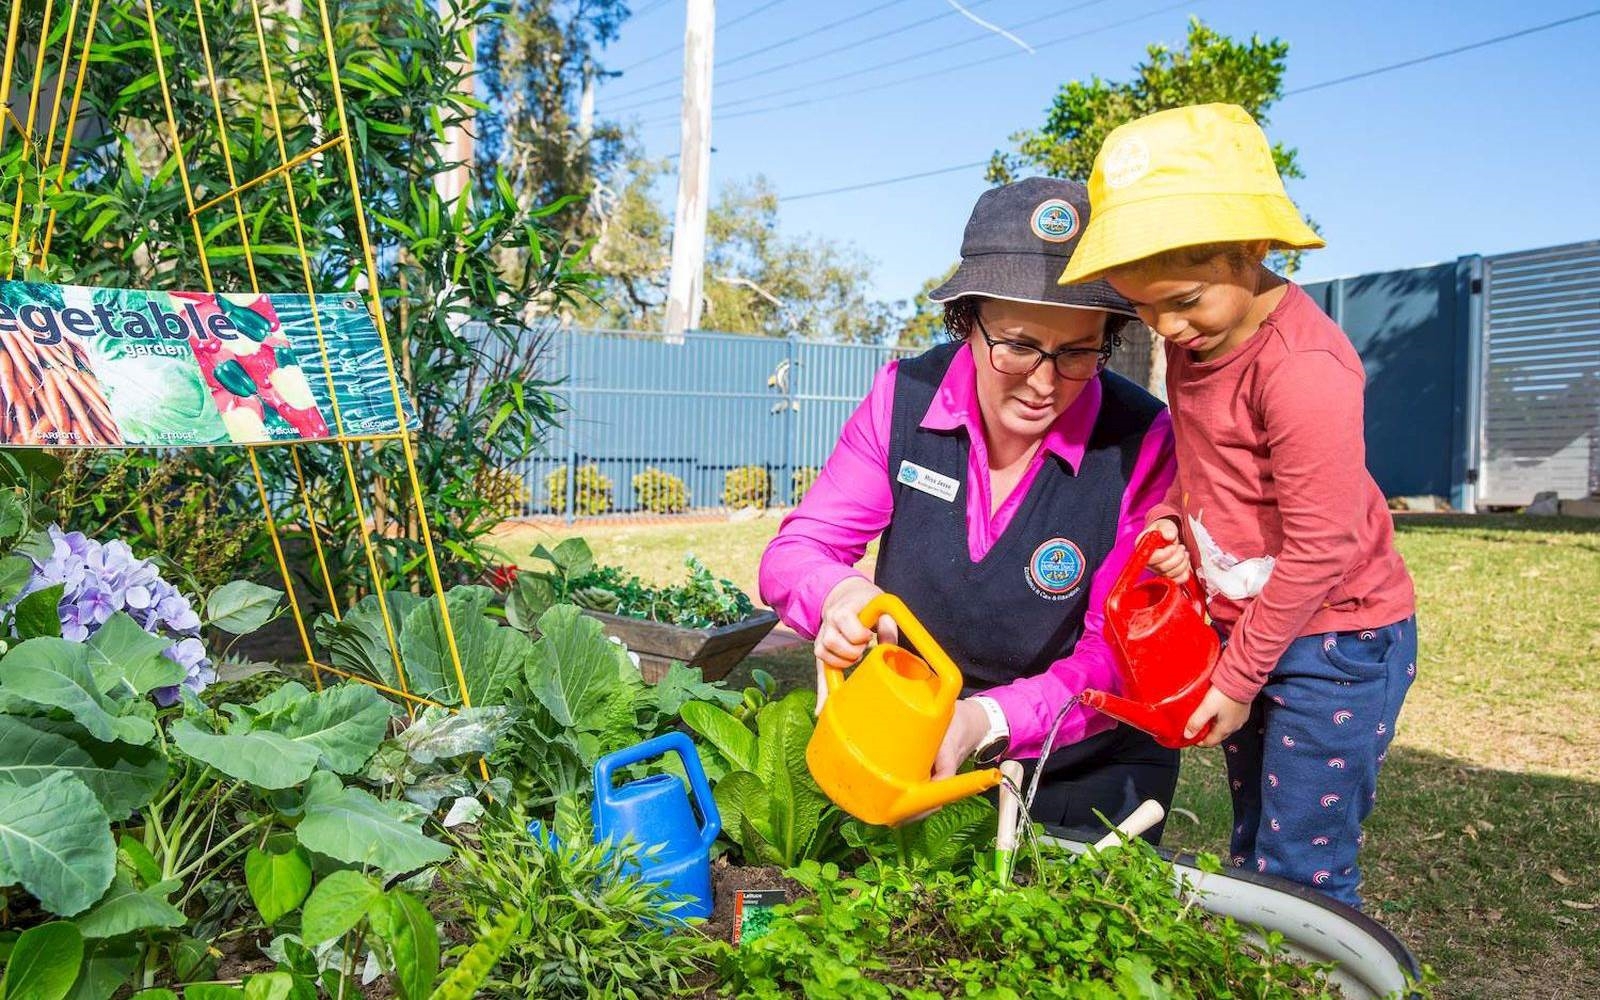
1092, 798, 1166, 852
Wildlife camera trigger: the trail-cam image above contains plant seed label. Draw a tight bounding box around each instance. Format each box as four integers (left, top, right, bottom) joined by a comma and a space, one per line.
733, 889, 788, 946
896, 460, 959, 503
1026, 537, 1086, 601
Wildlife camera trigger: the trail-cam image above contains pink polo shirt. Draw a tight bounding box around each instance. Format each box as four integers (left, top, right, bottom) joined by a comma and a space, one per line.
758, 344, 1177, 757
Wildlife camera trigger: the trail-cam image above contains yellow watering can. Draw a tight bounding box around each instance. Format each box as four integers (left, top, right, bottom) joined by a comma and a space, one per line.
805, 594, 1003, 826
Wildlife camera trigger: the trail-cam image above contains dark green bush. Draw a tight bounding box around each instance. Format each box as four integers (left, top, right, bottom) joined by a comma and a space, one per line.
790, 466, 819, 505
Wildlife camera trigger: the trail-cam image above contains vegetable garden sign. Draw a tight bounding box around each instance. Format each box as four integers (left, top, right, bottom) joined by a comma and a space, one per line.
0, 280, 419, 447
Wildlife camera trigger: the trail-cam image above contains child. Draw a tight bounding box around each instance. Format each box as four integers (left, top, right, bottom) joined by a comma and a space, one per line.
1059, 103, 1417, 909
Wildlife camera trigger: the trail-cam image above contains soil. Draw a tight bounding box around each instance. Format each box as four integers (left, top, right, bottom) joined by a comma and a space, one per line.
681, 858, 807, 999
697, 856, 805, 945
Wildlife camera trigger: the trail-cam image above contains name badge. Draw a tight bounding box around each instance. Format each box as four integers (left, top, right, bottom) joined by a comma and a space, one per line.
896, 460, 960, 503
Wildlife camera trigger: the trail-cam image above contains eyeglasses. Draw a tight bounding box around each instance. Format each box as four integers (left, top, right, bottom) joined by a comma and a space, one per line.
975, 315, 1111, 381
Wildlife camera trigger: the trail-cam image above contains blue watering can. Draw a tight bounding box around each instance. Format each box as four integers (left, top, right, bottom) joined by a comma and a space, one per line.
592, 731, 721, 919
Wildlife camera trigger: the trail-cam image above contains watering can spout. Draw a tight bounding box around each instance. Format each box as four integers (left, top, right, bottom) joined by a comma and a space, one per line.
1081, 689, 1197, 750
891, 767, 1004, 827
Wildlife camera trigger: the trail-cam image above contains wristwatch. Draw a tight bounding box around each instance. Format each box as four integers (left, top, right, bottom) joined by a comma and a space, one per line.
971, 696, 1010, 766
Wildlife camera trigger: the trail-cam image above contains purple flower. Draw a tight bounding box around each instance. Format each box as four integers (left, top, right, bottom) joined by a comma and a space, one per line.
7, 525, 214, 702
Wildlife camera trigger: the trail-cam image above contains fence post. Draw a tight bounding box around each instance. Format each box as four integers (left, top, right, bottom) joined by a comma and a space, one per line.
565, 327, 578, 525
783, 333, 799, 504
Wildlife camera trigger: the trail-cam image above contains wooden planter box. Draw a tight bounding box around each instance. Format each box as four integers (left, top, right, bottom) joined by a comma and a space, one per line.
581, 609, 780, 683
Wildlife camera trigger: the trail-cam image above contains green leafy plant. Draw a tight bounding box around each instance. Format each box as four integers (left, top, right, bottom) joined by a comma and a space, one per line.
0, 921, 85, 1000
507, 538, 755, 630
631, 468, 690, 514
838, 796, 997, 874
722, 466, 770, 510
717, 846, 1351, 999
680, 690, 848, 868
493, 604, 738, 843
790, 466, 819, 505
436, 805, 718, 1000
427, 908, 522, 1000
545, 465, 614, 516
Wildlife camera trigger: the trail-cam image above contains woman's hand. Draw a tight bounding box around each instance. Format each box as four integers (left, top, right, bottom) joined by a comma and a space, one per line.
930, 699, 990, 780
1182, 685, 1252, 747
813, 576, 898, 712
1139, 517, 1191, 582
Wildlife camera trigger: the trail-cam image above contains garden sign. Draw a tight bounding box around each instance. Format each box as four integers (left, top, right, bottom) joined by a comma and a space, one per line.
0, 279, 419, 447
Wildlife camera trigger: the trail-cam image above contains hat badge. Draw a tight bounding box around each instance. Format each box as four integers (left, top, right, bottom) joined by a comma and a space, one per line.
1103, 136, 1151, 189
1030, 199, 1079, 242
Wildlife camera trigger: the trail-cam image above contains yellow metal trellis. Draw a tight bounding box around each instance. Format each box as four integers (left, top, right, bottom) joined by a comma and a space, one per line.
1, 0, 484, 730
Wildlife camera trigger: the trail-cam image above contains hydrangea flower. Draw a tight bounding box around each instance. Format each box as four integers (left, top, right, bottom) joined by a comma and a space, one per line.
9, 525, 213, 705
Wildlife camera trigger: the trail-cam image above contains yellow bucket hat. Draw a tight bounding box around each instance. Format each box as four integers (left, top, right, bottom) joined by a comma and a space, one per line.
1058, 103, 1324, 284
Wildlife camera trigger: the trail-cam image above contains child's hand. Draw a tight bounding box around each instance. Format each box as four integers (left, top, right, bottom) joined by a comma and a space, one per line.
1139, 518, 1191, 582
1184, 685, 1252, 747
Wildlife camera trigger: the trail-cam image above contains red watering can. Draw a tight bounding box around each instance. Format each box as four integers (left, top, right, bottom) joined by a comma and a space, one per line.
1081, 531, 1218, 749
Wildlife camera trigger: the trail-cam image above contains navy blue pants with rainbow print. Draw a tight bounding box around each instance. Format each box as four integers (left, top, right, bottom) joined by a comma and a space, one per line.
1221, 616, 1417, 909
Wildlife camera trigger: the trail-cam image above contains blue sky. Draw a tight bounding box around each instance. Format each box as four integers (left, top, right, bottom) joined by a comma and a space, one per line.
594, 0, 1600, 307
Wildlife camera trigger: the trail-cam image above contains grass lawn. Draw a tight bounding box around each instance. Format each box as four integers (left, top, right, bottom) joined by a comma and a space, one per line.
490, 513, 1600, 999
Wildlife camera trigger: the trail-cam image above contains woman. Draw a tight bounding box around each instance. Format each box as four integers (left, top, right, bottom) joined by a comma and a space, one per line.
758, 177, 1181, 840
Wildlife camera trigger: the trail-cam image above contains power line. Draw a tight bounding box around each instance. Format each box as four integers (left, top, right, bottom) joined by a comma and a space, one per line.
1282, 5, 1600, 96
630, 0, 674, 20
774, 6, 1600, 204
650, 0, 1199, 129
612, 0, 1099, 118
615, 0, 794, 75
602, 0, 917, 104
782, 159, 991, 202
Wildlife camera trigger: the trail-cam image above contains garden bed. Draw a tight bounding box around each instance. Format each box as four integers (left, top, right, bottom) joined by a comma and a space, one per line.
583, 607, 778, 682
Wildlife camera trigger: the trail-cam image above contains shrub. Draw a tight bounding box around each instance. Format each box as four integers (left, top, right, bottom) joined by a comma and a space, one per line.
476, 465, 533, 519
791, 466, 819, 505
544, 465, 613, 516
723, 465, 771, 510
631, 467, 690, 514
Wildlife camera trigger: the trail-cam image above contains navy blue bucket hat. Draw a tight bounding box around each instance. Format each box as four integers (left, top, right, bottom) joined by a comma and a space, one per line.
929, 176, 1137, 317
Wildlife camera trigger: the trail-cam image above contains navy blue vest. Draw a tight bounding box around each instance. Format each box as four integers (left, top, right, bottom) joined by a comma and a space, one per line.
875, 341, 1165, 692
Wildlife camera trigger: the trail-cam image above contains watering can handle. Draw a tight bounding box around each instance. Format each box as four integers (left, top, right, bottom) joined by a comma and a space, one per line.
823, 594, 962, 696
592, 732, 721, 851
1115, 530, 1205, 612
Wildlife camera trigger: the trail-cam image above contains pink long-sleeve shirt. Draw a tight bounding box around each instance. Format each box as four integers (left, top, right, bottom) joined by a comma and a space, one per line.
1146, 283, 1416, 704
758, 344, 1177, 757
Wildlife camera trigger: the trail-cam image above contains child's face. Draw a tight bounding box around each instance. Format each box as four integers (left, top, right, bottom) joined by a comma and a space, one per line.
1105, 255, 1262, 361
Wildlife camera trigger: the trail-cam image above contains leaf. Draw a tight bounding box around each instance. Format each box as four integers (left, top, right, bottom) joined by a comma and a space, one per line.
300, 870, 382, 944
183, 985, 245, 1000
395, 706, 515, 765
906, 795, 996, 871
652, 661, 741, 718
295, 773, 451, 874
711, 771, 771, 858
399, 587, 527, 707
0, 717, 166, 820
241, 971, 294, 1000
75, 872, 185, 938
680, 702, 757, 774
65, 940, 140, 1000
269, 683, 393, 774
0, 639, 154, 745
367, 890, 438, 1000
0, 555, 33, 606
523, 605, 627, 727
245, 847, 313, 925
15, 583, 65, 640
84, 612, 182, 697
170, 719, 322, 790
504, 573, 556, 632
314, 592, 426, 690
1, 922, 83, 1000
0, 772, 114, 916
755, 692, 823, 863
205, 581, 283, 635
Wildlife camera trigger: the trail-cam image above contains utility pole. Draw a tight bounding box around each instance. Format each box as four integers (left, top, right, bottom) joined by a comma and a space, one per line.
664, 0, 713, 343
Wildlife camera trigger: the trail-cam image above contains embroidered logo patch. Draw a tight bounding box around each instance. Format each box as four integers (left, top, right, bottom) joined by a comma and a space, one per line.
1030, 199, 1079, 242
1026, 537, 1085, 599
1103, 136, 1151, 189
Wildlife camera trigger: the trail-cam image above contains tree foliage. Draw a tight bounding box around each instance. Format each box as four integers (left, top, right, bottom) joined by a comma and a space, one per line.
581, 168, 896, 340
2, 0, 592, 605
